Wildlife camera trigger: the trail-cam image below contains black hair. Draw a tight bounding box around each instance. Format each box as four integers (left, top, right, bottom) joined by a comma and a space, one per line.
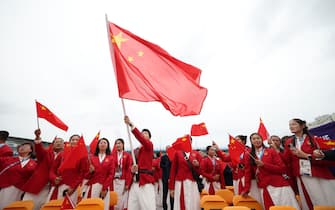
290, 118, 315, 148
206, 145, 212, 152
249, 132, 266, 166
236, 135, 247, 144
69, 134, 80, 141
94, 138, 111, 156
142, 129, 151, 139
0, 130, 9, 141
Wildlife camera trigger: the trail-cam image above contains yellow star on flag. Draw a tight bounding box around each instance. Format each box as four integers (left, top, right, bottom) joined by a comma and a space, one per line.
112, 32, 128, 49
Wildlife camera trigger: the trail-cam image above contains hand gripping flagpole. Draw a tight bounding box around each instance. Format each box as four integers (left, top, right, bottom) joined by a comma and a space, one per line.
121, 99, 137, 165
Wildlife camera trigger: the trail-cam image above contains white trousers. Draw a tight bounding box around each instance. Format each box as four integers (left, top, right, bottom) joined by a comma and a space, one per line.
298, 176, 335, 210
127, 182, 155, 210
0, 186, 23, 210
83, 183, 110, 210
173, 179, 200, 210
22, 184, 50, 210
46, 184, 78, 204
262, 185, 300, 210
113, 179, 129, 210
154, 179, 163, 210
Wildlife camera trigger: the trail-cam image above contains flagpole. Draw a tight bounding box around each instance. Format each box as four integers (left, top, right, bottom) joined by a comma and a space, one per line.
121, 99, 137, 164
35, 99, 40, 129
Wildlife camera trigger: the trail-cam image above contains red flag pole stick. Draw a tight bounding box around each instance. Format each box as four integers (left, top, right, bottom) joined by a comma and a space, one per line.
35, 99, 40, 129
121, 99, 137, 165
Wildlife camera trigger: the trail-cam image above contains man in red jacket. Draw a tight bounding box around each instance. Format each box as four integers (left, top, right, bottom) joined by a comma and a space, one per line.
22, 129, 64, 210
0, 130, 13, 157
124, 115, 156, 210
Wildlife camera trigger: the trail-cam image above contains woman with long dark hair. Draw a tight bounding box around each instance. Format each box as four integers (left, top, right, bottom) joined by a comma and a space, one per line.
83, 138, 113, 210
243, 133, 300, 210
283, 118, 335, 209
111, 138, 132, 210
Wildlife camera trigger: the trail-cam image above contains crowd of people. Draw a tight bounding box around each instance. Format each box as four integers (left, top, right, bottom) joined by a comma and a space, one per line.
0, 117, 334, 210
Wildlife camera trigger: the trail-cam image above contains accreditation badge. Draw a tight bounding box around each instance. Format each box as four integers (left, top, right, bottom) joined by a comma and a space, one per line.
299, 159, 312, 176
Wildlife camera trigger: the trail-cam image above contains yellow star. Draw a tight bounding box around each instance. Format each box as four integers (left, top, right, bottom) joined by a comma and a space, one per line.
137, 51, 144, 57
41, 106, 47, 110
128, 56, 134, 62
112, 32, 128, 49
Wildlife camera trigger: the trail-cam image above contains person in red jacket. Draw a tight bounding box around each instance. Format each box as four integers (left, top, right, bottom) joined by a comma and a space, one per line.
83, 137, 113, 210
48, 134, 89, 204
169, 137, 202, 210
200, 145, 225, 195
282, 118, 335, 210
124, 115, 156, 210
153, 152, 163, 210
21, 129, 64, 210
111, 138, 133, 210
0, 142, 37, 209
242, 133, 300, 210
0, 130, 13, 157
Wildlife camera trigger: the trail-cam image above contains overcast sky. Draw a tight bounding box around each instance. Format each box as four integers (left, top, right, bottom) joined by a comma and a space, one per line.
1, 0, 334, 150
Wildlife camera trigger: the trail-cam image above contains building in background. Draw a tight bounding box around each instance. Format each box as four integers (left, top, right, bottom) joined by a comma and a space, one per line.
308, 113, 335, 139
7, 136, 50, 156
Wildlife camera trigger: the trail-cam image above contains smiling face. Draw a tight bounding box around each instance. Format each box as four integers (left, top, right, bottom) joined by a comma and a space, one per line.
53, 138, 64, 151
250, 133, 263, 148
18, 143, 32, 156
207, 146, 216, 157
69, 135, 80, 147
142, 130, 151, 140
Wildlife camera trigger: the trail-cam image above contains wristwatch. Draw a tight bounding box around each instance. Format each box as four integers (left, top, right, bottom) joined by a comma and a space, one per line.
307, 155, 312, 161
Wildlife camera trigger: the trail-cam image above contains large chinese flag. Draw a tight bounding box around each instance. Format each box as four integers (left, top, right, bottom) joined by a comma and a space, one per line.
228, 134, 245, 165
89, 131, 100, 154
36, 101, 68, 131
171, 135, 192, 153
191, 122, 209, 136
107, 21, 208, 116
58, 135, 88, 172
258, 118, 270, 141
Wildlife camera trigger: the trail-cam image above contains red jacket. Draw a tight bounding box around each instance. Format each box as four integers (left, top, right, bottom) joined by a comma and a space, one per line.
244, 147, 289, 191
283, 136, 335, 179
85, 154, 114, 191
153, 156, 162, 182
0, 156, 37, 189
111, 150, 133, 189
132, 127, 155, 186
21, 143, 58, 194
0, 144, 13, 157
50, 152, 89, 189
200, 156, 225, 188
169, 150, 202, 190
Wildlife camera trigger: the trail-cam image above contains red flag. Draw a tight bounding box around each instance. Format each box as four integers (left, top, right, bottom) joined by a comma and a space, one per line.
314, 136, 335, 150
89, 131, 100, 154
59, 135, 88, 172
107, 21, 208, 116
228, 134, 246, 165
191, 122, 209, 136
171, 135, 192, 153
258, 118, 270, 141
166, 146, 176, 161
60, 193, 75, 209
36, 101, 68, 131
